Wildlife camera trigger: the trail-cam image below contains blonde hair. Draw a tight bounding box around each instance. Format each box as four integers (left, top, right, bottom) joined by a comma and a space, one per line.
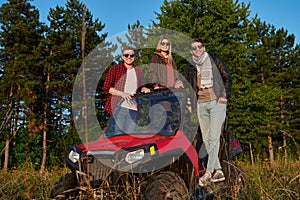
156, 37, 173, 63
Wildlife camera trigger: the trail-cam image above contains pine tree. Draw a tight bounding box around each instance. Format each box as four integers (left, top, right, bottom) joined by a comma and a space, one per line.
152, 0, 299, 161
45, 0, 114, 163
244, 18, 300, 163
153, 0, 252, 143
0, 0, 47, 169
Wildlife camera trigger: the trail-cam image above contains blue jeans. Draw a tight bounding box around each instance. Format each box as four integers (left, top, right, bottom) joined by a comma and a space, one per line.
197, 100, 226, 173
112, 106, 137, 135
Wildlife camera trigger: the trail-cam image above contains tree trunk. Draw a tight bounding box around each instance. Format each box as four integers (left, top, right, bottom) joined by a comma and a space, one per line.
280, 95, 288, 165
3, 138, 9, 170
12, 102, 20, 147
81, 4, 87, 142
282, 131, 287, 165
3, 86, 14, 170
81, 5, 90, 185
40, 58, 51, 174
249, 143, 254, 166
268, 135, 274, 167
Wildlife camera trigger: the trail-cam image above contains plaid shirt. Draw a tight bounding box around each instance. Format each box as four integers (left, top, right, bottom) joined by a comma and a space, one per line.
103, 63, 145, 114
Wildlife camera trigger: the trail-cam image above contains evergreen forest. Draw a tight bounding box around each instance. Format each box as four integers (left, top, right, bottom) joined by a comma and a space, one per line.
0, 0, 299, 199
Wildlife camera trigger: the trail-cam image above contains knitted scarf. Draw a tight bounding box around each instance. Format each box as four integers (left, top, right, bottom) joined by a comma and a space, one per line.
192, 52, 213, 88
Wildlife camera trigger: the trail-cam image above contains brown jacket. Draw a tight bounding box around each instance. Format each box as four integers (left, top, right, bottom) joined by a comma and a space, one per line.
149, 52, 181, 88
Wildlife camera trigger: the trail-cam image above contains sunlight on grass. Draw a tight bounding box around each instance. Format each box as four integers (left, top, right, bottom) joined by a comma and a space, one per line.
0, 159, 299, 199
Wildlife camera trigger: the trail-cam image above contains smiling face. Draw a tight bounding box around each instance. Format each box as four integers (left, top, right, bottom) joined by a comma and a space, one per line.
122, 49, 135, 66
190, 41, 206, 57
160, 38, 170, 52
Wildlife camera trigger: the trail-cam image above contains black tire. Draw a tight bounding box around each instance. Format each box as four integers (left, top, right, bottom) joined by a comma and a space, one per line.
50, 173, 78, 199
144, 171, 189, 200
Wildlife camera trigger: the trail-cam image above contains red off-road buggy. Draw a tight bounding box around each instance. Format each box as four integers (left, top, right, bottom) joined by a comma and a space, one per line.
50, 88, 246, 199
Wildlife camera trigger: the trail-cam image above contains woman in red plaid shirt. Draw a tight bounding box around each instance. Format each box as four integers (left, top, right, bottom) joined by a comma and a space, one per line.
103, 46, 150, 135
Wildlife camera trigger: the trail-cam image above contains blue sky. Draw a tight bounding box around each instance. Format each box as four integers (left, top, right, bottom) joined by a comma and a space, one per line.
30, 0, 165, 37
1, 0, 299, 44
242, 0, 300, 44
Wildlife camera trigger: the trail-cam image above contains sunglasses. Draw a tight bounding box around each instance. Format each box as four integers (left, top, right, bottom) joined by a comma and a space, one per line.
191, 44, 204, 51
161, 42, 170, 46
123, 54, 135, 58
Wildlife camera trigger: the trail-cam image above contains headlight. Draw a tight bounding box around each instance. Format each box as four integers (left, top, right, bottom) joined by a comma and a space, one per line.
125, 149, 144, 164
69, 150, 80, 163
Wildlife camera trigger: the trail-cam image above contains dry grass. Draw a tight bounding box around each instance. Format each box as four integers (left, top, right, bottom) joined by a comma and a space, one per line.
0, 159, 299, 199
236, 159, 300, 200
0, 166, 68, 200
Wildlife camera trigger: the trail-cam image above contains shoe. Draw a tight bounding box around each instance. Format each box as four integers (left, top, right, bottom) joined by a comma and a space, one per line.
199, 171, 212, 187
211, 170, 225, 183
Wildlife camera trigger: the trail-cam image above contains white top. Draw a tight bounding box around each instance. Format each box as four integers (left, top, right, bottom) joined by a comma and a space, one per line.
121, 68, 138, 110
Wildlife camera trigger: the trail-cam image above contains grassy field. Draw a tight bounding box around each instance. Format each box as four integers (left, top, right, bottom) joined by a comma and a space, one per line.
237, 159, 299, 200
0, 159, 299, 200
